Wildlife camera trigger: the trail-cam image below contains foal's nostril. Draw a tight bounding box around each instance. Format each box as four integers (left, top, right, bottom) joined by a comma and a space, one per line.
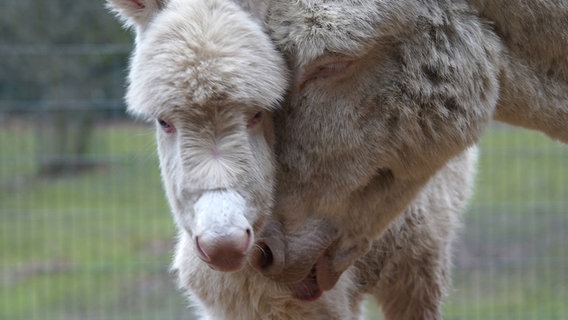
249, 226, 286, 277
194, 230, 251, 272
195, 236, 211, 262
256, 241, 274, 270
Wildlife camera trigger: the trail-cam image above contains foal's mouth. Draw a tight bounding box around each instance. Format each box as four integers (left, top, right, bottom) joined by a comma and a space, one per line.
290, 263, 323, 301
290, 255, 331, 301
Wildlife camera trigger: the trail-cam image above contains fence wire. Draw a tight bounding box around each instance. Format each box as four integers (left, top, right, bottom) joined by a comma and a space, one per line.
1, 17, 568, 320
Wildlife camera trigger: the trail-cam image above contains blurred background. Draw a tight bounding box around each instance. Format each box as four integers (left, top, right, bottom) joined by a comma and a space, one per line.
1, 1, 566, 319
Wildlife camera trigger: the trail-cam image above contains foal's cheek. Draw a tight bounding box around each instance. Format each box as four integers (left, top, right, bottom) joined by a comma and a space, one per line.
155, 132, 195, 235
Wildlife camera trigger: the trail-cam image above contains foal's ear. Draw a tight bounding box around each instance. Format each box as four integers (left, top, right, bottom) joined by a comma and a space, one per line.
106, 0, 167, 31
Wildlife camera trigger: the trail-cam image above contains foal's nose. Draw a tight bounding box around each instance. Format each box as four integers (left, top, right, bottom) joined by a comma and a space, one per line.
195, 228, 252, 272
192, 189, 254, 272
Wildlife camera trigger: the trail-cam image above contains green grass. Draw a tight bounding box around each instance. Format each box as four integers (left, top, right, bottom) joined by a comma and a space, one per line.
1, 120, 567, 320
473, 124, 568, 208
365, 124, 568, 320
1, 121, 194, 320
444, 125, 568, 319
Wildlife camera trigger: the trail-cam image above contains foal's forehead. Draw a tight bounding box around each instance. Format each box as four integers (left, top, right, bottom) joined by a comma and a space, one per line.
126, 0, 288, 120
156, 99, 252, 122
128, 29, 286, 119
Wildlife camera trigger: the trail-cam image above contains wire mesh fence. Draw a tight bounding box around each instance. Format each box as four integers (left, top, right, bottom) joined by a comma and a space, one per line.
2, 82, 568, 320
1, 2, 567, 319
0, 111, 198, 320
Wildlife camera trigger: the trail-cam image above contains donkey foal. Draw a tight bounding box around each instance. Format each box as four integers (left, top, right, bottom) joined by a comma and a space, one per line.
108, 0, 362, 318
108, 0, 480, 318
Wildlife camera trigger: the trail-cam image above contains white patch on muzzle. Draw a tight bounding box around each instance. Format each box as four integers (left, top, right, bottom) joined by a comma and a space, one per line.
192, 189, 253, 272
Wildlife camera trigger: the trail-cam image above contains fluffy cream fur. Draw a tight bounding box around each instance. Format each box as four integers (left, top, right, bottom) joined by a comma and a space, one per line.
469, 0, 568, 142
260, 0, 500, 293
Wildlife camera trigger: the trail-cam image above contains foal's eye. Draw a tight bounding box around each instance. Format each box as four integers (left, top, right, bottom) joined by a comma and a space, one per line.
157, 119, 175, 134
247, 111, 263, 128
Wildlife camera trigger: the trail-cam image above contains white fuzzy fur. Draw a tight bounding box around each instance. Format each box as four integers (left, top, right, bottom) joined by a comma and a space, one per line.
106, 0, 367, 318
193, 189, 249, 239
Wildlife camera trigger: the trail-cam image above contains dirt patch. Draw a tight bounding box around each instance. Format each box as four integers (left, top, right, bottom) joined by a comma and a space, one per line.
2, 260, 73, 286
